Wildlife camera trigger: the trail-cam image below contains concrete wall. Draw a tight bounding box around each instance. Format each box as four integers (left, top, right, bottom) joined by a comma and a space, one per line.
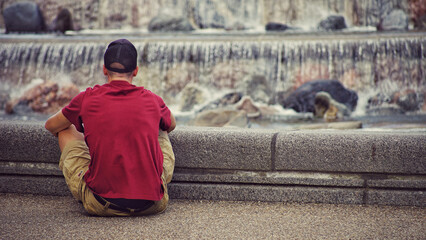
0, 120, 425, 206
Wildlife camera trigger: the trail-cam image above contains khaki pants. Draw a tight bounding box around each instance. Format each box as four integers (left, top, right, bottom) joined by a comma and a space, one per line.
59, 131, 175, 216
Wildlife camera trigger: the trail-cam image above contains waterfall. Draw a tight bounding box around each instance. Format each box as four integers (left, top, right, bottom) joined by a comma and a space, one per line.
0, 33, 424, 114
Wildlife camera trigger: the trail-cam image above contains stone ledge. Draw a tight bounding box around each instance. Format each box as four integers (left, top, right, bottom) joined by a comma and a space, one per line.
2, 162, 425, 190
0, 120, 425, 206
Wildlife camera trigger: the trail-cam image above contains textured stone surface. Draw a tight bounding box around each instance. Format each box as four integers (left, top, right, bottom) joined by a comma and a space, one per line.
173, 170, 365, 187
170, 127, 274, 170
0, 162, 61, 176
367, 177, 426, 189
366, 189, 425, 207
2, 193, 425, 240
169, 183, 364, 204
275, 130, 426, 174
0, 175, 70, 196
0, 121, 60, 163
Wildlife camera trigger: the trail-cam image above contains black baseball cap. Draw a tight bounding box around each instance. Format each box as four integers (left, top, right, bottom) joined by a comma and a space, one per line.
104, 39, 137, 73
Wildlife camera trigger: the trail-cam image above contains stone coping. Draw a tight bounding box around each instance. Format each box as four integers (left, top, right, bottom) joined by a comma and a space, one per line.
0, 120, 425, 206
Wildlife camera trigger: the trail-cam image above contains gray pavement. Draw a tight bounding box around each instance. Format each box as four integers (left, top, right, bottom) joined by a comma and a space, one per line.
1, 193, 425, 240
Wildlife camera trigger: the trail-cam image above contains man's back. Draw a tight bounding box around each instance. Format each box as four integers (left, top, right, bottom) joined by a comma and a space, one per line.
62, 80, 172, 201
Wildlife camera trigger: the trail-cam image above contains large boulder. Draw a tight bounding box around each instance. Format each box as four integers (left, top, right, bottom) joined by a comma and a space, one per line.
5, 81, 79, 115
377, 9, 408, 31
318, 15, 347, 31
50, 8, 73, 33
148, 10, 194, 32
280, 80, 358, 113
3, 2, 46, 33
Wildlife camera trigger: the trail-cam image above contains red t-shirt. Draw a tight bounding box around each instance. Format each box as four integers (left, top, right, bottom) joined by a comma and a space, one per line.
62, 80, 171, 201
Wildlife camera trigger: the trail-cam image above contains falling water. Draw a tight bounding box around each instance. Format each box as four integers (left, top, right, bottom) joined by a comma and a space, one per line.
0, 32, 424, 116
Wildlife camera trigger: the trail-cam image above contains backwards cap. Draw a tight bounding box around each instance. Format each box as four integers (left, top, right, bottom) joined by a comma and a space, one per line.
104, 39, 137, 73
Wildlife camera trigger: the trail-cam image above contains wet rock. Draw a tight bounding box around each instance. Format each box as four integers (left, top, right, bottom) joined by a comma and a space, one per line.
265, 22, 290, 31
179, 84, 206, 112
148, 9, 195, 32
5, 81, 79, 115
377, 9, 408, 31
235, 96, 261, 118
192, 109, 248, 127
198, 92, 243, 113
392, 89, 421, 112
368, 89, 421, 113
3, 2, 46, 33
280, 80, 358, 114
50, 8, 73, 33
318, 15, 347, 31
314, 91, 351, 122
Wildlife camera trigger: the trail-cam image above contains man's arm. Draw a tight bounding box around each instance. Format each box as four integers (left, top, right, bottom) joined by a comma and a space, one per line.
167, 112, 176, 133
45, 110, 72, 137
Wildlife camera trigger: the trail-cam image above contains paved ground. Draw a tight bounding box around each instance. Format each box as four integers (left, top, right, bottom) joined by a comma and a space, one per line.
1, 193, 425, 240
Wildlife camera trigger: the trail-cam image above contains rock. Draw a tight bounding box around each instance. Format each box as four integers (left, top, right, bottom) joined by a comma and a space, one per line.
148, 9, 194, 32
314, 91, 351, 121
50, 8, 73, 33
392, 90, 420, 112
3, 2, 46, 33
280, 80, 358, 114
318, 15, 347, 31
265, 22, 290, 31
235, 96, 261, 118
198, 92, 243, 113
179, 84, 206, 112
367, 89, 421, 113
5, 81, 79, 114
377, 9, 408, 31
192, 109, 248, 127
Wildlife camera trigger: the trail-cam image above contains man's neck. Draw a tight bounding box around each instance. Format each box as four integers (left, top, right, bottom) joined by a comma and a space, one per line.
108, 77, 132, 84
